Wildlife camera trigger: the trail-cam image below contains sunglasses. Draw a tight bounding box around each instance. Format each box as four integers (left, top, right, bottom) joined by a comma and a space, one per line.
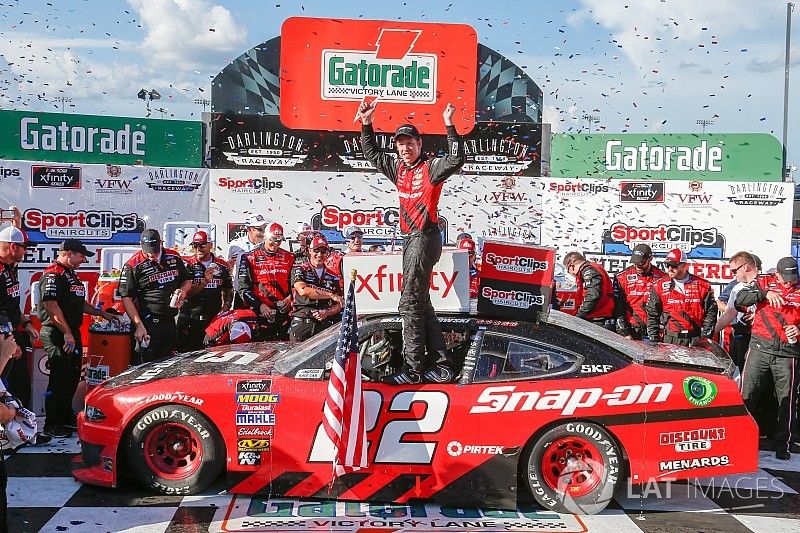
665, 263, 682, 270
190, 242, 210, 248
312, 248, 330, 254
730, 264, 745, 275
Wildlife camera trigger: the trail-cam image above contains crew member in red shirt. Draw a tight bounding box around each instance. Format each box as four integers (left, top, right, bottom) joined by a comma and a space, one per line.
458, 237, 479, 299
358, 100, 465, 384
614, 244, 665, 340
646, 248, 716, 346
562, 251, 615, 330
736, 256, 800, 460
289, 235, 343, 341
237, 223, 294, 340
177, 231, 233, 351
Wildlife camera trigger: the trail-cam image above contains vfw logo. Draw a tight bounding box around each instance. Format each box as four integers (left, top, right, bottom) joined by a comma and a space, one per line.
322, 29, 436, 103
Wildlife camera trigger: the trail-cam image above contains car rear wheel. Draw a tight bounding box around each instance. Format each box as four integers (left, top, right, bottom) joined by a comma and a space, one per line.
525, 422, 621, 515
126, 405, 224, 495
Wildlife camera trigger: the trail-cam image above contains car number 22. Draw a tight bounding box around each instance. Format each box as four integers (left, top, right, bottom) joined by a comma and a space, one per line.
309, 390, 448, 464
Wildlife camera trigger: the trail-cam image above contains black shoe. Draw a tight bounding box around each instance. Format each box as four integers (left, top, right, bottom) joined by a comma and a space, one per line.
43, 425, 73, 439
776, 449, 791, 460
423, 364, 456, 384
32, 433, 53, 446
382, 368, 422, 385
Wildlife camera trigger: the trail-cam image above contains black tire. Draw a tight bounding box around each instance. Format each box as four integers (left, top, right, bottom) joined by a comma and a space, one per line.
125, 405, 225, 495
525, 421, 621, 515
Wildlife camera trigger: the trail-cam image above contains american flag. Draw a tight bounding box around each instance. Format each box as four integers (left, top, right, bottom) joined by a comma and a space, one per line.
322, 276, 368, 476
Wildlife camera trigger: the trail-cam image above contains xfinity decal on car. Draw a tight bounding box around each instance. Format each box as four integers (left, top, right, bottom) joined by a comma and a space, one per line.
470, 383, 672, 415
236, 379, 271, 393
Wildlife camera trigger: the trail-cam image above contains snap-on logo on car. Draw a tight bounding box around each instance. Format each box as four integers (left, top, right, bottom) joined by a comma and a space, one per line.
470, 383, 672, 416
485, 253, 548, 274
481, 286, 544, 309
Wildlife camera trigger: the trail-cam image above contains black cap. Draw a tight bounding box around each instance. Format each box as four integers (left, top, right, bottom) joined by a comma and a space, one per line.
394, 124, 421, 140
777, 256, 799, 282
59, 239, 94, 257
140, 228, 162, 254
630, 243, 652, 265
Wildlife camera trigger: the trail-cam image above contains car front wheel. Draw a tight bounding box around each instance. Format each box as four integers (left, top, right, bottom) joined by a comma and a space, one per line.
126, 405, 225, 495
525, 421, 622, 515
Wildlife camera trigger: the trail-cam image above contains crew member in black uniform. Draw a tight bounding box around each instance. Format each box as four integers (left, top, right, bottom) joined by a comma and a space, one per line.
289, 235, 343, 342
358, 100, 465, 384
119, 229, 193, 363
177, 231, 233, 351
39, 239, 116, 438
0, 226, 39, 406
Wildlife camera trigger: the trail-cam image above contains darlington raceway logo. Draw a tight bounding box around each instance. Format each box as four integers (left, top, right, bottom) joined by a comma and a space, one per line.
481, 286, 544, 309
336, 132, 396, 170
23, 209, 143, 240
602, 222, 725, 256
462, 136, 533, 174
548, 181, 611, 197
485, 253, 548, 275
321, 29, 437, 103
727, 182, 787, 207
146, 168, 202, 192
217, 176, 283, 194
222, 129, 309, 168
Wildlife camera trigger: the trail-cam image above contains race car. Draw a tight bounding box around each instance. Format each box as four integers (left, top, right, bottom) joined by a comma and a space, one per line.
72, 310, 758, 515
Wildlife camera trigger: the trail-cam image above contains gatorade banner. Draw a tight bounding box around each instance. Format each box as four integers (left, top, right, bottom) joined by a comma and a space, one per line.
279, 17, 478, 135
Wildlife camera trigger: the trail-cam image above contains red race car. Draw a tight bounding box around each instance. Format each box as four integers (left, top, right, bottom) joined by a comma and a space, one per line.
73, 310, 757, 515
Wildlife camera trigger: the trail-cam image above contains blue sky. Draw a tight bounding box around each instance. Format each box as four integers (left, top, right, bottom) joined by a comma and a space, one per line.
1, 0, 798, 173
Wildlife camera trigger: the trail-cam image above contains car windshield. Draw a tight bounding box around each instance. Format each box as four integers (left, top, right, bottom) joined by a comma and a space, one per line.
272, 321, 342, 374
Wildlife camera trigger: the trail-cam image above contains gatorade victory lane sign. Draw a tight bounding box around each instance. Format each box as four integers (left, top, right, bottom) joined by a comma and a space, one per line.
280, 17, 477, 135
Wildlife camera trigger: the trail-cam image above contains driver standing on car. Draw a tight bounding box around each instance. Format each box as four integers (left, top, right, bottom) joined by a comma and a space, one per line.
358, 100, 465, 385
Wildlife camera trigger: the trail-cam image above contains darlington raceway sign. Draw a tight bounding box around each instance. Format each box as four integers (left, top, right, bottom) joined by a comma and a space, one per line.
550, 133, 784, 181
0, 110, 202, 167
279, 17, 477, 135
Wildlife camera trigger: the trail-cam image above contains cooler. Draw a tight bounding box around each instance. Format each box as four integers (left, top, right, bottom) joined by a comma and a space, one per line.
83, 331, 132, 387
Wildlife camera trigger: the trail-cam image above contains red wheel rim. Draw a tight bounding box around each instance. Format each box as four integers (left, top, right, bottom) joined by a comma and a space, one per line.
143, 422, 203, 480
540, 436, 604, 498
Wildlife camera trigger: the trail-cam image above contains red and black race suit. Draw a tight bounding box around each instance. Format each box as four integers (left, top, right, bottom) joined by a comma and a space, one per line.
181, 255, 232, 320
361, 123, 464, 235
324, 251, 344, 290
0, 261, 22, 327
469, 266, 480, 299
614, 265, 666, 337
646, 273, 716, 341
290, 261, 342, 318
575, 262, 615, 321
118, 248, 192, 319
237, 245, 294, 310
736, 273, 800, 355
203, 309, 271, 346
38, 261, 87, 332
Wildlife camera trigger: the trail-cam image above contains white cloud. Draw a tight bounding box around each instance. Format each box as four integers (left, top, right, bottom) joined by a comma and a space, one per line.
128, 0, 246, 70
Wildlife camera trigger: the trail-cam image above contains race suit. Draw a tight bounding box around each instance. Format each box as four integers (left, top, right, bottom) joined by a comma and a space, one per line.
574, 262, 615, 329
177, 255, 232, 351
237, 245, 294, 341
736, 274, 800, 454
646, 273, 716, 346
361, 123, 465, 372
203, 309, 272, 346
614, 265, 666, 339
289, 261, 342, 342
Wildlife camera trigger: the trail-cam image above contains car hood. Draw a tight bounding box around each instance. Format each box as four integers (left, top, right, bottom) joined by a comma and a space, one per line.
101, 341, 296, 389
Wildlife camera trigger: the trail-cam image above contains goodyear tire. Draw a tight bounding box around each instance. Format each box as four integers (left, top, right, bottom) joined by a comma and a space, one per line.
126, 405, 224, 495
525, 421, 621, 515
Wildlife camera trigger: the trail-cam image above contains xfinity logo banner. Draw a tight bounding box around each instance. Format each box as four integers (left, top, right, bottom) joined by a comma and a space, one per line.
31, 165, 81, 189
619, 181, 664, 203
0, 110, 201, 167
280, 17, 477, 135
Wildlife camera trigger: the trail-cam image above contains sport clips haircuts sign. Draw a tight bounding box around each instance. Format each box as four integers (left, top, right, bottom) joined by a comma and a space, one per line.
477, 241, 555, 319
549, 133, 783, 182
0, 110, 202, 167
279, 17, 478, 135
